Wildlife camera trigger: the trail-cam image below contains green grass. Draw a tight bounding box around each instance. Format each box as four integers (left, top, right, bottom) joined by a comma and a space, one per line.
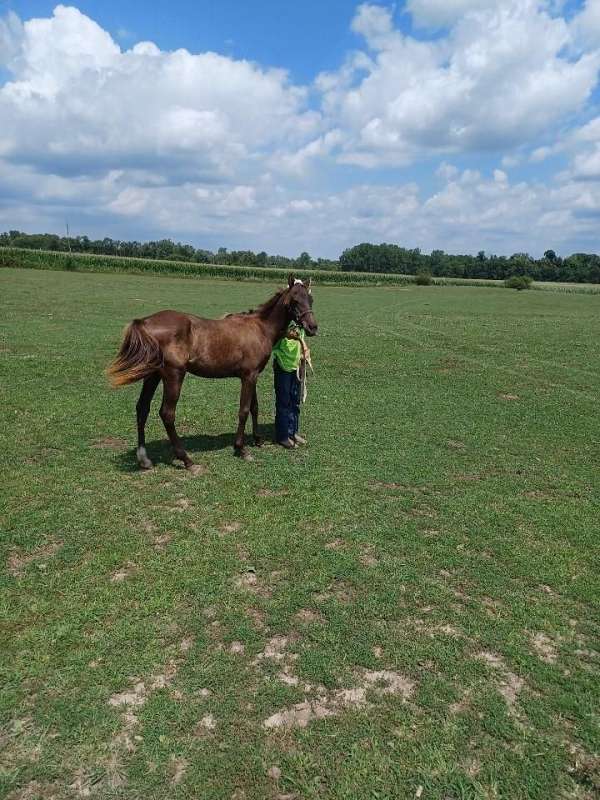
1, 268, 599, 800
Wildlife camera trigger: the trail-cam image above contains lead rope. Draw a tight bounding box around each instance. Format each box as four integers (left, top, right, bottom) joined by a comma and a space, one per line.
297, 338, 313, 403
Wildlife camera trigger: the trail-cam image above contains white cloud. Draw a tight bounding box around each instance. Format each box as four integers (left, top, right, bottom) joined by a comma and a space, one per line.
571, 0, 600, 48
318, 2, 600, 167
0, 5, 317, 179
0, 10, 24, 66
269, 130, 344, 176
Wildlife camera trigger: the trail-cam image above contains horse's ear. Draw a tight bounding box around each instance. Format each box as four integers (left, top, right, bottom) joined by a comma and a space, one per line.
288, 273, 295, 288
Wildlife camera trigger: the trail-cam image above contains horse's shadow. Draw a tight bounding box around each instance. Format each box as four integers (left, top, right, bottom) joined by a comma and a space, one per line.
114, 423, 275, 472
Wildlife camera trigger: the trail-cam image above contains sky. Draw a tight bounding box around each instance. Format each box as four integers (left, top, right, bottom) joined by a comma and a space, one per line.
1, 0, 600, 258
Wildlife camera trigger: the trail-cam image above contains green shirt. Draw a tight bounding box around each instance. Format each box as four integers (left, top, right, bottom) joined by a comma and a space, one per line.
272, 322, 305, 372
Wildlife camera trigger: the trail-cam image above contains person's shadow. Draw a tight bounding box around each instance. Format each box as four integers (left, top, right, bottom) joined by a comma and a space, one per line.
114, 423, 275, 472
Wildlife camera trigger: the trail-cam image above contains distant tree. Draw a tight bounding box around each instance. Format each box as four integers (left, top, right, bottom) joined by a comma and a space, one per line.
296, 251, 312, 268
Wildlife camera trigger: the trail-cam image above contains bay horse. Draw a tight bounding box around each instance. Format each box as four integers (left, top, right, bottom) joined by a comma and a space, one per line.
106, 275, 318, 469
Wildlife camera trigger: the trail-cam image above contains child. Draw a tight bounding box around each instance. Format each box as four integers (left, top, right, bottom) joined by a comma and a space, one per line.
272, 320, 308, 448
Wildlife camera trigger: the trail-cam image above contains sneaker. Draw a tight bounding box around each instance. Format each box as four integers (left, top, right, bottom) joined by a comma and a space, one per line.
293, 434, 307, 445
278, 438, 296, 449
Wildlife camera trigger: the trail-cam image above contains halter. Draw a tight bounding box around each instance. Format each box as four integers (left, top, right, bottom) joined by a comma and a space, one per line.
295, 308, 314, 322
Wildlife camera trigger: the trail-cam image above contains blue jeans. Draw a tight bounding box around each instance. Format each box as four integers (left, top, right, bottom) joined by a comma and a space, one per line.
274, 361, 300, 442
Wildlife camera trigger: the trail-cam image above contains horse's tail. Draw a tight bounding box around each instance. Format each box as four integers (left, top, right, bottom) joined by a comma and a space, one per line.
106, 319, 163, 387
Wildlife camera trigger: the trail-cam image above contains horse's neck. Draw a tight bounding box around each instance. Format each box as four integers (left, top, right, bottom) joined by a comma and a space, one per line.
262, 299, 290, 345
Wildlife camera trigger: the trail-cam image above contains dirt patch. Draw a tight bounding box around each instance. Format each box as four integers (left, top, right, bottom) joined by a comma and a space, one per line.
219, 521, 243, 536
7, 540, 63, 577
324, 538, 347, 550
477, 651, 525, 710
109, 660, 179, 710
92, 437, 128, 450
252, 635, 298, 665
449, 692, 471, 715
568, 744, 600, 793
104, 654, 183, 790
263, 668, 414, 730
409, 506, 436, 519
482, 596, 504, 617
530, 631, 560, 664
141, 518, 156, 534
170, 756, 188, 786
359, 546, 379, 567
245, 607, 267, 630
524, 490, 555, 501
171, 497, 191, 512
235, 570, 272, 598
7, 781, 61, 800
313, 581, 355, 604
229, 641, 245, 655
153, 533, 172, 551
498, 393, 520, 401
184, 463, 208, 477
294, 609, 325, 624
257, 488, 289, 498
446, 439, 466, 450
110, 562, 136, 583
195, 714, 216, 734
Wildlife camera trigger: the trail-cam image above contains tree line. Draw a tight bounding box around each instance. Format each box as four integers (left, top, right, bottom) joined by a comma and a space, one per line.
2, 230, 600, 283
339, 243, 600, 284
0, 231, 337, 272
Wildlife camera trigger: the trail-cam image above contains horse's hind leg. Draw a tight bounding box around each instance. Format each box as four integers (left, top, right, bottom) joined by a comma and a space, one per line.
136, 372, 160, 469
159, 368, 194, 469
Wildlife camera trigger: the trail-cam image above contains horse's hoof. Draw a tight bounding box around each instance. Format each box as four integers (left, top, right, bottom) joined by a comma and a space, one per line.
137, 447, 153, 470
236, 448, 254, 462
254, 436, 264, 448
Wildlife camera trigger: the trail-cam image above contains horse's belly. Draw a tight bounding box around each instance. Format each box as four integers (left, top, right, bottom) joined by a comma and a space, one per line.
187, 359, 240, 379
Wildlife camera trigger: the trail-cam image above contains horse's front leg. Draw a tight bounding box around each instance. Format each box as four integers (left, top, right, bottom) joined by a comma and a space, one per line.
251, 385, 262, 447
234, 376, 256, 460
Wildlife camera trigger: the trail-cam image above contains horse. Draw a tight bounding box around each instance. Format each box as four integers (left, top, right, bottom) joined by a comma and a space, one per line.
106, 274, 318, 469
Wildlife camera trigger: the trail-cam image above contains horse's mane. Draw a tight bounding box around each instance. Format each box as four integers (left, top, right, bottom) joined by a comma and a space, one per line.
224, 288, 287, 319
255, 288, 287, 317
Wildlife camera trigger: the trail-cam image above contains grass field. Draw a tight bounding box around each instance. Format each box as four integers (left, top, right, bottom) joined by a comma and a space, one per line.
1, 267, 599, 800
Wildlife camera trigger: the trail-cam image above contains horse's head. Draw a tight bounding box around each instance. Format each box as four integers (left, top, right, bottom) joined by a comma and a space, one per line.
286, 274, 318, 336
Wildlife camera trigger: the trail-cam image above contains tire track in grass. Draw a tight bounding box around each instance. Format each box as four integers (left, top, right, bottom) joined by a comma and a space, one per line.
398, 314, 600, 383
363, 303, 598, 403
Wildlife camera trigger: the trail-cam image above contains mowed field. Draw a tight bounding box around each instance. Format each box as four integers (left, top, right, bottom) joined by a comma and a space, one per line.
1, 267, 599, 800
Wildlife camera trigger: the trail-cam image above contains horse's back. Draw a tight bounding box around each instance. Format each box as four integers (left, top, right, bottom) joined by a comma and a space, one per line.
138, 310, 268, 378
141, 310, 192, 339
